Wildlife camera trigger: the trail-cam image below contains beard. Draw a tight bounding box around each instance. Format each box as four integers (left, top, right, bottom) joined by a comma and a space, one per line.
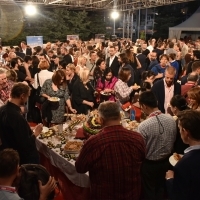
165, 81, 173, 87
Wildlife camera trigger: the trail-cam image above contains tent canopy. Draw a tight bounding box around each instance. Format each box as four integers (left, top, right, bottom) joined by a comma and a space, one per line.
169, 7, 200, 39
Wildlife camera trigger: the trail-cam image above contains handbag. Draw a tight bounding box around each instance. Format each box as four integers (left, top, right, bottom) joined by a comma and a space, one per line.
121, 102, 131, 111
17, 164, 55, 200
35, 73, 46, 104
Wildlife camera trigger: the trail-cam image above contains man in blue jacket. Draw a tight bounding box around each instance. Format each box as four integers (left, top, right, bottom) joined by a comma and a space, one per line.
166, 110, 200, 200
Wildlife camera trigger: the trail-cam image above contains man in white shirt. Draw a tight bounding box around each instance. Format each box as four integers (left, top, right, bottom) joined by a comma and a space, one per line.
152, 66, 181, 113
20, 41, 32, 56
147, 40, 154, 52
106, 46, 120, 77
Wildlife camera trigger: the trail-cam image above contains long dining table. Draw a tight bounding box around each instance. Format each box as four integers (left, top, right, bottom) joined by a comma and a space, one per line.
36, 134, 90, 200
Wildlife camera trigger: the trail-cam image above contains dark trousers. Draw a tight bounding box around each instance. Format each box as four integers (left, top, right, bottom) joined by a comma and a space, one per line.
141, 158, 170, 200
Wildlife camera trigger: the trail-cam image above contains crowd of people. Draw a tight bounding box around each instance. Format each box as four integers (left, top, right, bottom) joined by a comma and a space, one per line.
0, 36, 200, 199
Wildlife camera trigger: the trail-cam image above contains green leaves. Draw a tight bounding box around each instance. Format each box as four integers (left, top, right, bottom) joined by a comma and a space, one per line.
2, 8, 106, 45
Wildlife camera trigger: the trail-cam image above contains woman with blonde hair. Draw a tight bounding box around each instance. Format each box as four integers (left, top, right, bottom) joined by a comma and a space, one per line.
71, 68, 95, 114
75, 55, 87, 75
65, 63, 79, 95
187, 87, 200, 111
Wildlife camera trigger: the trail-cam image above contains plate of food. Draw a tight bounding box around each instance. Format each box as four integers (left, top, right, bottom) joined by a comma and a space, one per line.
64, 141, 83, 154
169, 153, 183, 166
33, 126, 49, 133
100, 91, 111, 96
121, 119, 139, 130
48, 97, 60, 102
42, 126, 49, 133
39, 129, 55, 139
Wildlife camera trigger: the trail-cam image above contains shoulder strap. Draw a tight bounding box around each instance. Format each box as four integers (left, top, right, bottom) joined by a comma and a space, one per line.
90, 63, 95, 72
37, 73, 41, 87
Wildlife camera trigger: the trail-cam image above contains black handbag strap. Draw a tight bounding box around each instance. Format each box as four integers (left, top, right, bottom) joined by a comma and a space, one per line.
90, 63, 95, 72
37, 73, 41, 87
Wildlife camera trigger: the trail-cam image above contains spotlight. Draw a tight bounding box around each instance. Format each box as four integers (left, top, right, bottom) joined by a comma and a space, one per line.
25, 5, 37, 16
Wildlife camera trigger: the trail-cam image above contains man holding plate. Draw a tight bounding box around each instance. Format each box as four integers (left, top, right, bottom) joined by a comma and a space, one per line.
166, 110, 200, 200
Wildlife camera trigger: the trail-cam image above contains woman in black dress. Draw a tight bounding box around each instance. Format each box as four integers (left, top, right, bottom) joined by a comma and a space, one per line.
65, 63, 79, 95
71, 68, 95, 114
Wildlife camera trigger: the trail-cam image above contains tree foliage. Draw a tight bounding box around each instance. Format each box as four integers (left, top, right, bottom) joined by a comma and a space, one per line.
1, 8, 106, 45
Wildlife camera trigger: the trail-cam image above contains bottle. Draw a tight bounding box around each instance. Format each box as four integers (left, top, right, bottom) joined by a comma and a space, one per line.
130, 107, 135, 121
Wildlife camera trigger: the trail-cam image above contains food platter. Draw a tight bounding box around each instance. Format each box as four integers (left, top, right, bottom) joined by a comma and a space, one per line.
39, 128, 55, 139
100, 91, 111, 96
64, 140, 83, 154
169, 153, 183, 166
42, 126, 49, 133
48, 97, 60, 102
33, 126, 49, 134
121, 119, 139, 131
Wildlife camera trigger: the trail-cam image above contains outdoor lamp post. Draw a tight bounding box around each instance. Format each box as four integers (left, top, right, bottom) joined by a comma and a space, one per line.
152, 12, 158, 36
111, 11, 119, 35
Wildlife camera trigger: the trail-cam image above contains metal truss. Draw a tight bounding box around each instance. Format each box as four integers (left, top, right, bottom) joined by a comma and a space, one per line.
0, 0, 196, 10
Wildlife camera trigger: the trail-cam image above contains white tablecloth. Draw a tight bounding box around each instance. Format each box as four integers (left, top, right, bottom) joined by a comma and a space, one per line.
36, 126, 90, 188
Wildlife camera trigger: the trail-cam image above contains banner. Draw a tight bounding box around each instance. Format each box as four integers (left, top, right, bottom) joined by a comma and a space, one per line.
95, 34, 105, 43
66, 35, 79, 41
26, 36, 43, 48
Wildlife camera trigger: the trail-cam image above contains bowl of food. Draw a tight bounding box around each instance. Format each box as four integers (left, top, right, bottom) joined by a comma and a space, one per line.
48, 97, 60, 102
64, 140, 83, 154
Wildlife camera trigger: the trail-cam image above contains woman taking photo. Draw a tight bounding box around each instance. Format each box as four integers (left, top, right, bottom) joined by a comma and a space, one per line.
72, 68, 95, 114
96, 68, 118, 102
114, 67, 139, 105
65, 63, 79, 95
41, 70, 76, 124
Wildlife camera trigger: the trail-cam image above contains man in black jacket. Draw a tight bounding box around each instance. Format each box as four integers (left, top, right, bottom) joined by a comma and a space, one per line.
106, 46, 120, 77
136, 47, 147, 73
20, 41, 32, 56
152, 66, 181, 113
15, 47, 25, 60
0, 83, 43, 164
62, 47, 72, 66
166, 110, 200, 200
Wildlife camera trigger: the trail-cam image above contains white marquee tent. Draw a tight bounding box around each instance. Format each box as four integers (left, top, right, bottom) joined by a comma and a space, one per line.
169, 7, 200, 39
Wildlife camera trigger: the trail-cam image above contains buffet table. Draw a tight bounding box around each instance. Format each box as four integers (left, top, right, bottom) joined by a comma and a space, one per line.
35, 112, 139, 200
35, 122, 90, 200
